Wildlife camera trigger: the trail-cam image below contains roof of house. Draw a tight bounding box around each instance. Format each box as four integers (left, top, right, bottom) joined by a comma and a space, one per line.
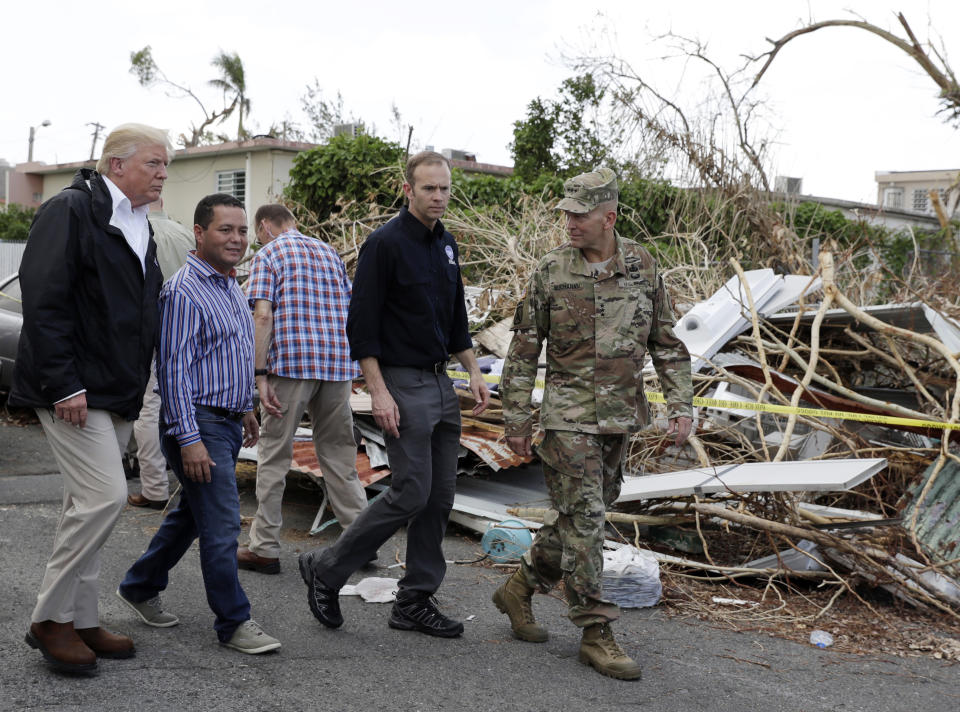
16, 137, 317, 175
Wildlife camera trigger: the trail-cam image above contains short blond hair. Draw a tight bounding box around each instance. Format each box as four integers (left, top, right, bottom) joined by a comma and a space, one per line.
97, 123, 173, 175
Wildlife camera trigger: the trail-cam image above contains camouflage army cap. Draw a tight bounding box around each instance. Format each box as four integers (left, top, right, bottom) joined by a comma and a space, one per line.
556, 167, 619, 214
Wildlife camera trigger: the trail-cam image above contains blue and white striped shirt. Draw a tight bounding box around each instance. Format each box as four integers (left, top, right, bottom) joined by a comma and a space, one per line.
158, 252, 254, 447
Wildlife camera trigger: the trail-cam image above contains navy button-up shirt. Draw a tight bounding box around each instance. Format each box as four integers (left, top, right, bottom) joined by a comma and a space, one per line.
347, 206, 472, 367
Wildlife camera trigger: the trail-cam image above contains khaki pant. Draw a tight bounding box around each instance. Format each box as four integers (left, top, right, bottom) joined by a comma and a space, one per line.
248, 377, 366, 558
132, 366, 170, 501
32, 408, 133, 627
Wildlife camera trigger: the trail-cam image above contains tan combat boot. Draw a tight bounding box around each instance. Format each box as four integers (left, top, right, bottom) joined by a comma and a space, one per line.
491, 570, 549, 642
579, 623, 642, 680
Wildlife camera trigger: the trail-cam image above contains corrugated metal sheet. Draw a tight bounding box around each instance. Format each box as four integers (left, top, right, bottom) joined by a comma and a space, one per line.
289, 439, 391, 487
902, 460, 960, 580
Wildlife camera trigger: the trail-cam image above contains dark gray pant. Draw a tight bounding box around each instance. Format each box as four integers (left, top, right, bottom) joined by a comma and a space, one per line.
312, 366, 462, 597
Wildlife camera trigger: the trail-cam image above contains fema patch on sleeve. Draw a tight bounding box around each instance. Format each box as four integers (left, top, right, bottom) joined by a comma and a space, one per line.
445, 245, 455, 264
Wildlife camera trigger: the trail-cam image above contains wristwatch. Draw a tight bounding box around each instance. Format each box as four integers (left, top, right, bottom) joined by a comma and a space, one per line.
254, 368, 268, 377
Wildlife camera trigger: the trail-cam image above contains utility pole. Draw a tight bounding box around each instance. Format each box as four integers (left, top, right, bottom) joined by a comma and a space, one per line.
27, 120, 52, 162
87, 122, 105, 161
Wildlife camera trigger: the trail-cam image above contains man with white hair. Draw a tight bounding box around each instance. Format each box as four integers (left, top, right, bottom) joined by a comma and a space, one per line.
11, 123, 171, 673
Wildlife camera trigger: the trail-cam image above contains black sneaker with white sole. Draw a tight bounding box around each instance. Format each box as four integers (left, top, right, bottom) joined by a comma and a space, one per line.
298, 552, 343, 629
388, 595, 463, 638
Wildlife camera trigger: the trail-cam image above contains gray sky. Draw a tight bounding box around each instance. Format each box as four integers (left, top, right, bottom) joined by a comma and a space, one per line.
3, 0, 959, 204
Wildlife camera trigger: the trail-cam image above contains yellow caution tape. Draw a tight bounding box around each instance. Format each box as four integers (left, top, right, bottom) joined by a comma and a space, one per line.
448, 370, 958, 431
447, 370, 545, 390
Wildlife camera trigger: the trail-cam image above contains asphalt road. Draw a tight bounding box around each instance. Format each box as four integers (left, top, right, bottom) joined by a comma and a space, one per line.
1, 422, 958, 712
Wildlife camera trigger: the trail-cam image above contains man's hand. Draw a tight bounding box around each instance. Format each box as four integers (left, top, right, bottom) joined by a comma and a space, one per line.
242, 411, 259, 448
666, 416, 694, 447
55, 393, 88, 428
256, 376, 282, 418
469, 372, 491, 416
506, 435, 533, 458
181, 442, 216, 483
371, 389, 400, 438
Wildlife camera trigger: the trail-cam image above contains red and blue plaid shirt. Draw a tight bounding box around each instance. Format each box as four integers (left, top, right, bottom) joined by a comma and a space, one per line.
246, 229, 360, 381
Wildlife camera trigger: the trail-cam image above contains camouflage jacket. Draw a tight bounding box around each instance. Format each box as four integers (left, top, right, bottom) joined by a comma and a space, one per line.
501, 235, 693, 435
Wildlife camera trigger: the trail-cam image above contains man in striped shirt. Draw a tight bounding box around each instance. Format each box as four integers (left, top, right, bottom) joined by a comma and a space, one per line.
116, 194, 281, 655
237, 204, 368, 575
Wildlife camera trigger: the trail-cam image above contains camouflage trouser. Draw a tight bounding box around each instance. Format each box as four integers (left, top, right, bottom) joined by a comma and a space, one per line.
520, 429, 628, 627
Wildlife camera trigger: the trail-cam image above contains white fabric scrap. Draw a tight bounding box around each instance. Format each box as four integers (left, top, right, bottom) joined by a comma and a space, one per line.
339, 577, 399, 603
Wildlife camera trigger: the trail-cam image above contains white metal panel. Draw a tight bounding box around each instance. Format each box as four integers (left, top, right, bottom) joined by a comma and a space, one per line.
676, 269, 782, 372
616, 458, 887, 502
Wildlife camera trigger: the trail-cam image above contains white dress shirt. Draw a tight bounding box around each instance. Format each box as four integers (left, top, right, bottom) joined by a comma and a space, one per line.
103, 175, 150, 273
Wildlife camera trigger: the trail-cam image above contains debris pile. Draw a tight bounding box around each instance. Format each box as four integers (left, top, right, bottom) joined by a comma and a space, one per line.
274, 193, 960, 655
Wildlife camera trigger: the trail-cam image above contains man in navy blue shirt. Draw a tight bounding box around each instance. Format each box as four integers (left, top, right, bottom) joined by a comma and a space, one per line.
299, 151, 489, 638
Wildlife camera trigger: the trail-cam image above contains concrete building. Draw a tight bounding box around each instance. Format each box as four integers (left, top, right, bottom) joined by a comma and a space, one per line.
875, 169, 960, 218
9, 137, 315, 226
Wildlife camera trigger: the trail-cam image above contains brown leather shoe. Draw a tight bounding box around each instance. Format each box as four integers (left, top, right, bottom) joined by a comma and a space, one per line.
75, 626, 136, 659
127, 492, 169, 510
238, 546, 281, 574
25, 620, 97, 673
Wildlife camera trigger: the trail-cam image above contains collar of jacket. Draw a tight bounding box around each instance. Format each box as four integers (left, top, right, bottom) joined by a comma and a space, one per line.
568, 232, 627, 278
69, 168, 157, 266
399, 205, 446, 243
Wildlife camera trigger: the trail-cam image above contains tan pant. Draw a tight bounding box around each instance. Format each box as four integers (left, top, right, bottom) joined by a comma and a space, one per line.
132, 366, 170, 500
248, 377, 366, 558
32, 408, 134, 627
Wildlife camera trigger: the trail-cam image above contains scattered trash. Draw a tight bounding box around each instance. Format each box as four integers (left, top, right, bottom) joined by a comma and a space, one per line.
481, 519, 533, 563
711, 597, 759, 607
809, 630, 835, 649
601, 546, 662, 608
340, 577, 399, 603
745, 539, 826, 573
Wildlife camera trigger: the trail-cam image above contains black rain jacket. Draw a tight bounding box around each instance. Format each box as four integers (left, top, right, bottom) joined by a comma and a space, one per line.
9, 169, 163, 419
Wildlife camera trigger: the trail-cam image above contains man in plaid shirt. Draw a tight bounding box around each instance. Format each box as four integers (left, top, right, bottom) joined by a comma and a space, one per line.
238, 204, 368, 574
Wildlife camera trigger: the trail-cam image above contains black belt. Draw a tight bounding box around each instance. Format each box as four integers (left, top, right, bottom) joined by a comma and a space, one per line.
383, 362, 449, 375
199, 405, 245, 421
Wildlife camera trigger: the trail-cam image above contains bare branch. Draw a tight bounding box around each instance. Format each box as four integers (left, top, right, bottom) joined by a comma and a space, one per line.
749, 15, 960, 123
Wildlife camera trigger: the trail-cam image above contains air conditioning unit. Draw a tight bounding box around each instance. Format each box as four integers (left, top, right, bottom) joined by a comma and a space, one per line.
441, 148, 477, 162
333, 123, 361, 138
775, 176, 802, 195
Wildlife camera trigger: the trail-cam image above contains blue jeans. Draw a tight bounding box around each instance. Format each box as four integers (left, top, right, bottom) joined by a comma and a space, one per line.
119, 407, 250, 642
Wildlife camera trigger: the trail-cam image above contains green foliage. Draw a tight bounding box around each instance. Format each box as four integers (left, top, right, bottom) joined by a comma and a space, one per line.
285, 134, 404, 221
788, 202, 859, 244
509, 74, 621, 182
0, 205, 36, 242
879, 225, 957, 278
209, 51, 251, 140
129, 46, 158, 85
454, 168, 680, 237
510, 98, 559, 182
129, 45, 251, 147
453, 170, 564, 212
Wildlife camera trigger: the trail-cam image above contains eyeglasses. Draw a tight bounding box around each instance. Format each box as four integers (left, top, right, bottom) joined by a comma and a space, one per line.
254, 222, 276, 247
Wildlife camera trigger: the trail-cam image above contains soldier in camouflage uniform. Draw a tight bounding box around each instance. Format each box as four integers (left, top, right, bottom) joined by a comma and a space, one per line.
493, 167, 694, 681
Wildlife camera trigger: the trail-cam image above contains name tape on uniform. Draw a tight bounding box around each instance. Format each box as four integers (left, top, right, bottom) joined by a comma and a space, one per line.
447, 370, 958, 431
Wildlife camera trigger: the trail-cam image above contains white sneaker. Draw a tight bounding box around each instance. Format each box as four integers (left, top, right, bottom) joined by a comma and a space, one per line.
222, 620, 281, 655
116, 588, 179, 627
